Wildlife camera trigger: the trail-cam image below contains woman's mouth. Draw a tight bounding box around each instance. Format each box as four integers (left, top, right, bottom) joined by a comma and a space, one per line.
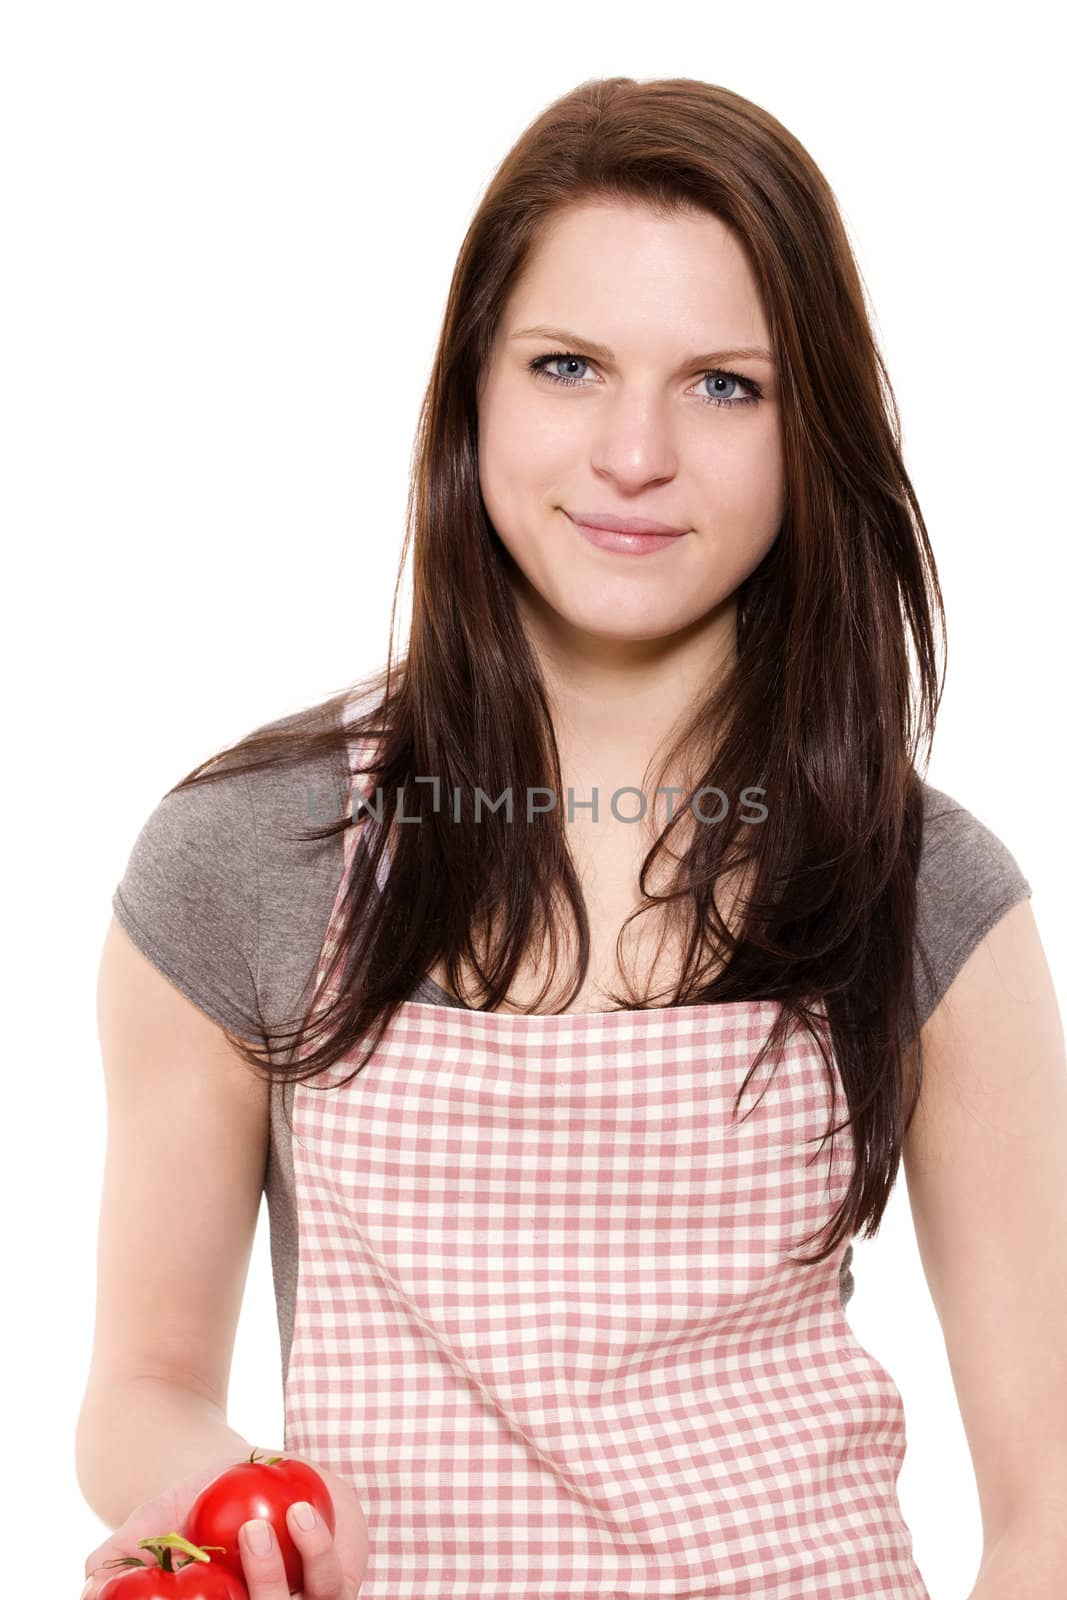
563, 509, 690, 556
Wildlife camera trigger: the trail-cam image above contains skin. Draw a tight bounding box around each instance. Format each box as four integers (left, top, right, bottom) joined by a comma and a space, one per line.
476, 196, 787, 810
81, 197, 1066, 1600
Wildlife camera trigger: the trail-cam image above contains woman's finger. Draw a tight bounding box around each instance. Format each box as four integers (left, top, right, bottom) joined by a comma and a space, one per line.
284, 1500, 354, 1597
238, 1517, 294, 1600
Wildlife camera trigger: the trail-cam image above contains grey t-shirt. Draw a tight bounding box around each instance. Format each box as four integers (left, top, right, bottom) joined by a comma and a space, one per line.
110, 742, 1032, 1392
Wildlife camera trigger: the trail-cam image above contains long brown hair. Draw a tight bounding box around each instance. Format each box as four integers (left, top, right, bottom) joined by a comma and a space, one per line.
165, 76, 945, 1268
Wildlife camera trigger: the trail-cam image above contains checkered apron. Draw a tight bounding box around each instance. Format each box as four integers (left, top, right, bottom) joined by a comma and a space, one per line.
283, 757, 930, 1598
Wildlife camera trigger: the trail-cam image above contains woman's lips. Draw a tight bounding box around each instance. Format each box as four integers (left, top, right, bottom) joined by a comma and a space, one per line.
567, 510, 690, 535
564, 510, 690, 556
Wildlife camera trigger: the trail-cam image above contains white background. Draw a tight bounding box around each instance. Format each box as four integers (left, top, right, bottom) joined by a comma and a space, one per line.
2, 3, 1062, 1596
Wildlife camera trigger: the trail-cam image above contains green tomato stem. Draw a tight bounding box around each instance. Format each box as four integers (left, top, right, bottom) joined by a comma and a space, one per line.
134, 1531, 224, 1571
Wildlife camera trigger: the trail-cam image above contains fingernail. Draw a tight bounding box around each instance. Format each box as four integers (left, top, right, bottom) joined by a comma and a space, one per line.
81, 1584, 93, 1600
244, 1518, 273, 1555
290, 1500, 316, 1531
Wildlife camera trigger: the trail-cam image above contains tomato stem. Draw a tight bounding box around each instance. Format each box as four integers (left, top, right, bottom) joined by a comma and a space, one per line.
134, 1531, 224, 1571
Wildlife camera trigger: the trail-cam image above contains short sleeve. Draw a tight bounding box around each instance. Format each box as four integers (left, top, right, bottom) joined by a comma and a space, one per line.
913, 782, 1032, 1030
111, 769, 265, 1043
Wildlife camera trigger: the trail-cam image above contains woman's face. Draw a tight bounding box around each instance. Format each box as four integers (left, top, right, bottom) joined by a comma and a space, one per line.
477, 199, 786, 650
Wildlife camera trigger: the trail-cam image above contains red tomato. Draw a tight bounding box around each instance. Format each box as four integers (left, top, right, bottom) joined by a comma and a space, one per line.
183, 1449, 335, 1594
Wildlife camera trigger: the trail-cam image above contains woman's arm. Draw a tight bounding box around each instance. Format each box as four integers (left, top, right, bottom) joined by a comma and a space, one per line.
76, 915, 271, 1524
77, 1376, 259, 1533
902, 896, 1067, 1593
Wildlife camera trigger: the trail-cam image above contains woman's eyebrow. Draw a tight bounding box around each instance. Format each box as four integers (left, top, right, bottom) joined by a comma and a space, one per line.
509, 324, 776, 367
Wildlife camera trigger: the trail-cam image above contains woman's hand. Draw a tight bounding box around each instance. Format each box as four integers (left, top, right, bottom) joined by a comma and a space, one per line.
80, 1453, 369, 1598
81, 1456, 235, 1596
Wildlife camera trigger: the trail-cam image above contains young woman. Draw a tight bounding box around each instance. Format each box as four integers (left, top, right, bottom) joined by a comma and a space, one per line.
78, 76, 1065, 1600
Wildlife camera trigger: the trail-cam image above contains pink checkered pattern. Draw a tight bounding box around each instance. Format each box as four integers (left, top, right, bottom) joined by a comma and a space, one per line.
283, 760, 929, 1598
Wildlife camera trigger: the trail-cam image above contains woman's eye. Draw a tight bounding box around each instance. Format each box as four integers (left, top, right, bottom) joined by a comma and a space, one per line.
533, 354, 592, 384
695, 371, 761, 407
701, 373, 743, 404
527, 353, 760, 409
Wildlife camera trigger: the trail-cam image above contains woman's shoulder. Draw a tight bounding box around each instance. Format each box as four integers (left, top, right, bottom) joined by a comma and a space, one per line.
913, 778, 1032, 1030
111, 729, 352, 1046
